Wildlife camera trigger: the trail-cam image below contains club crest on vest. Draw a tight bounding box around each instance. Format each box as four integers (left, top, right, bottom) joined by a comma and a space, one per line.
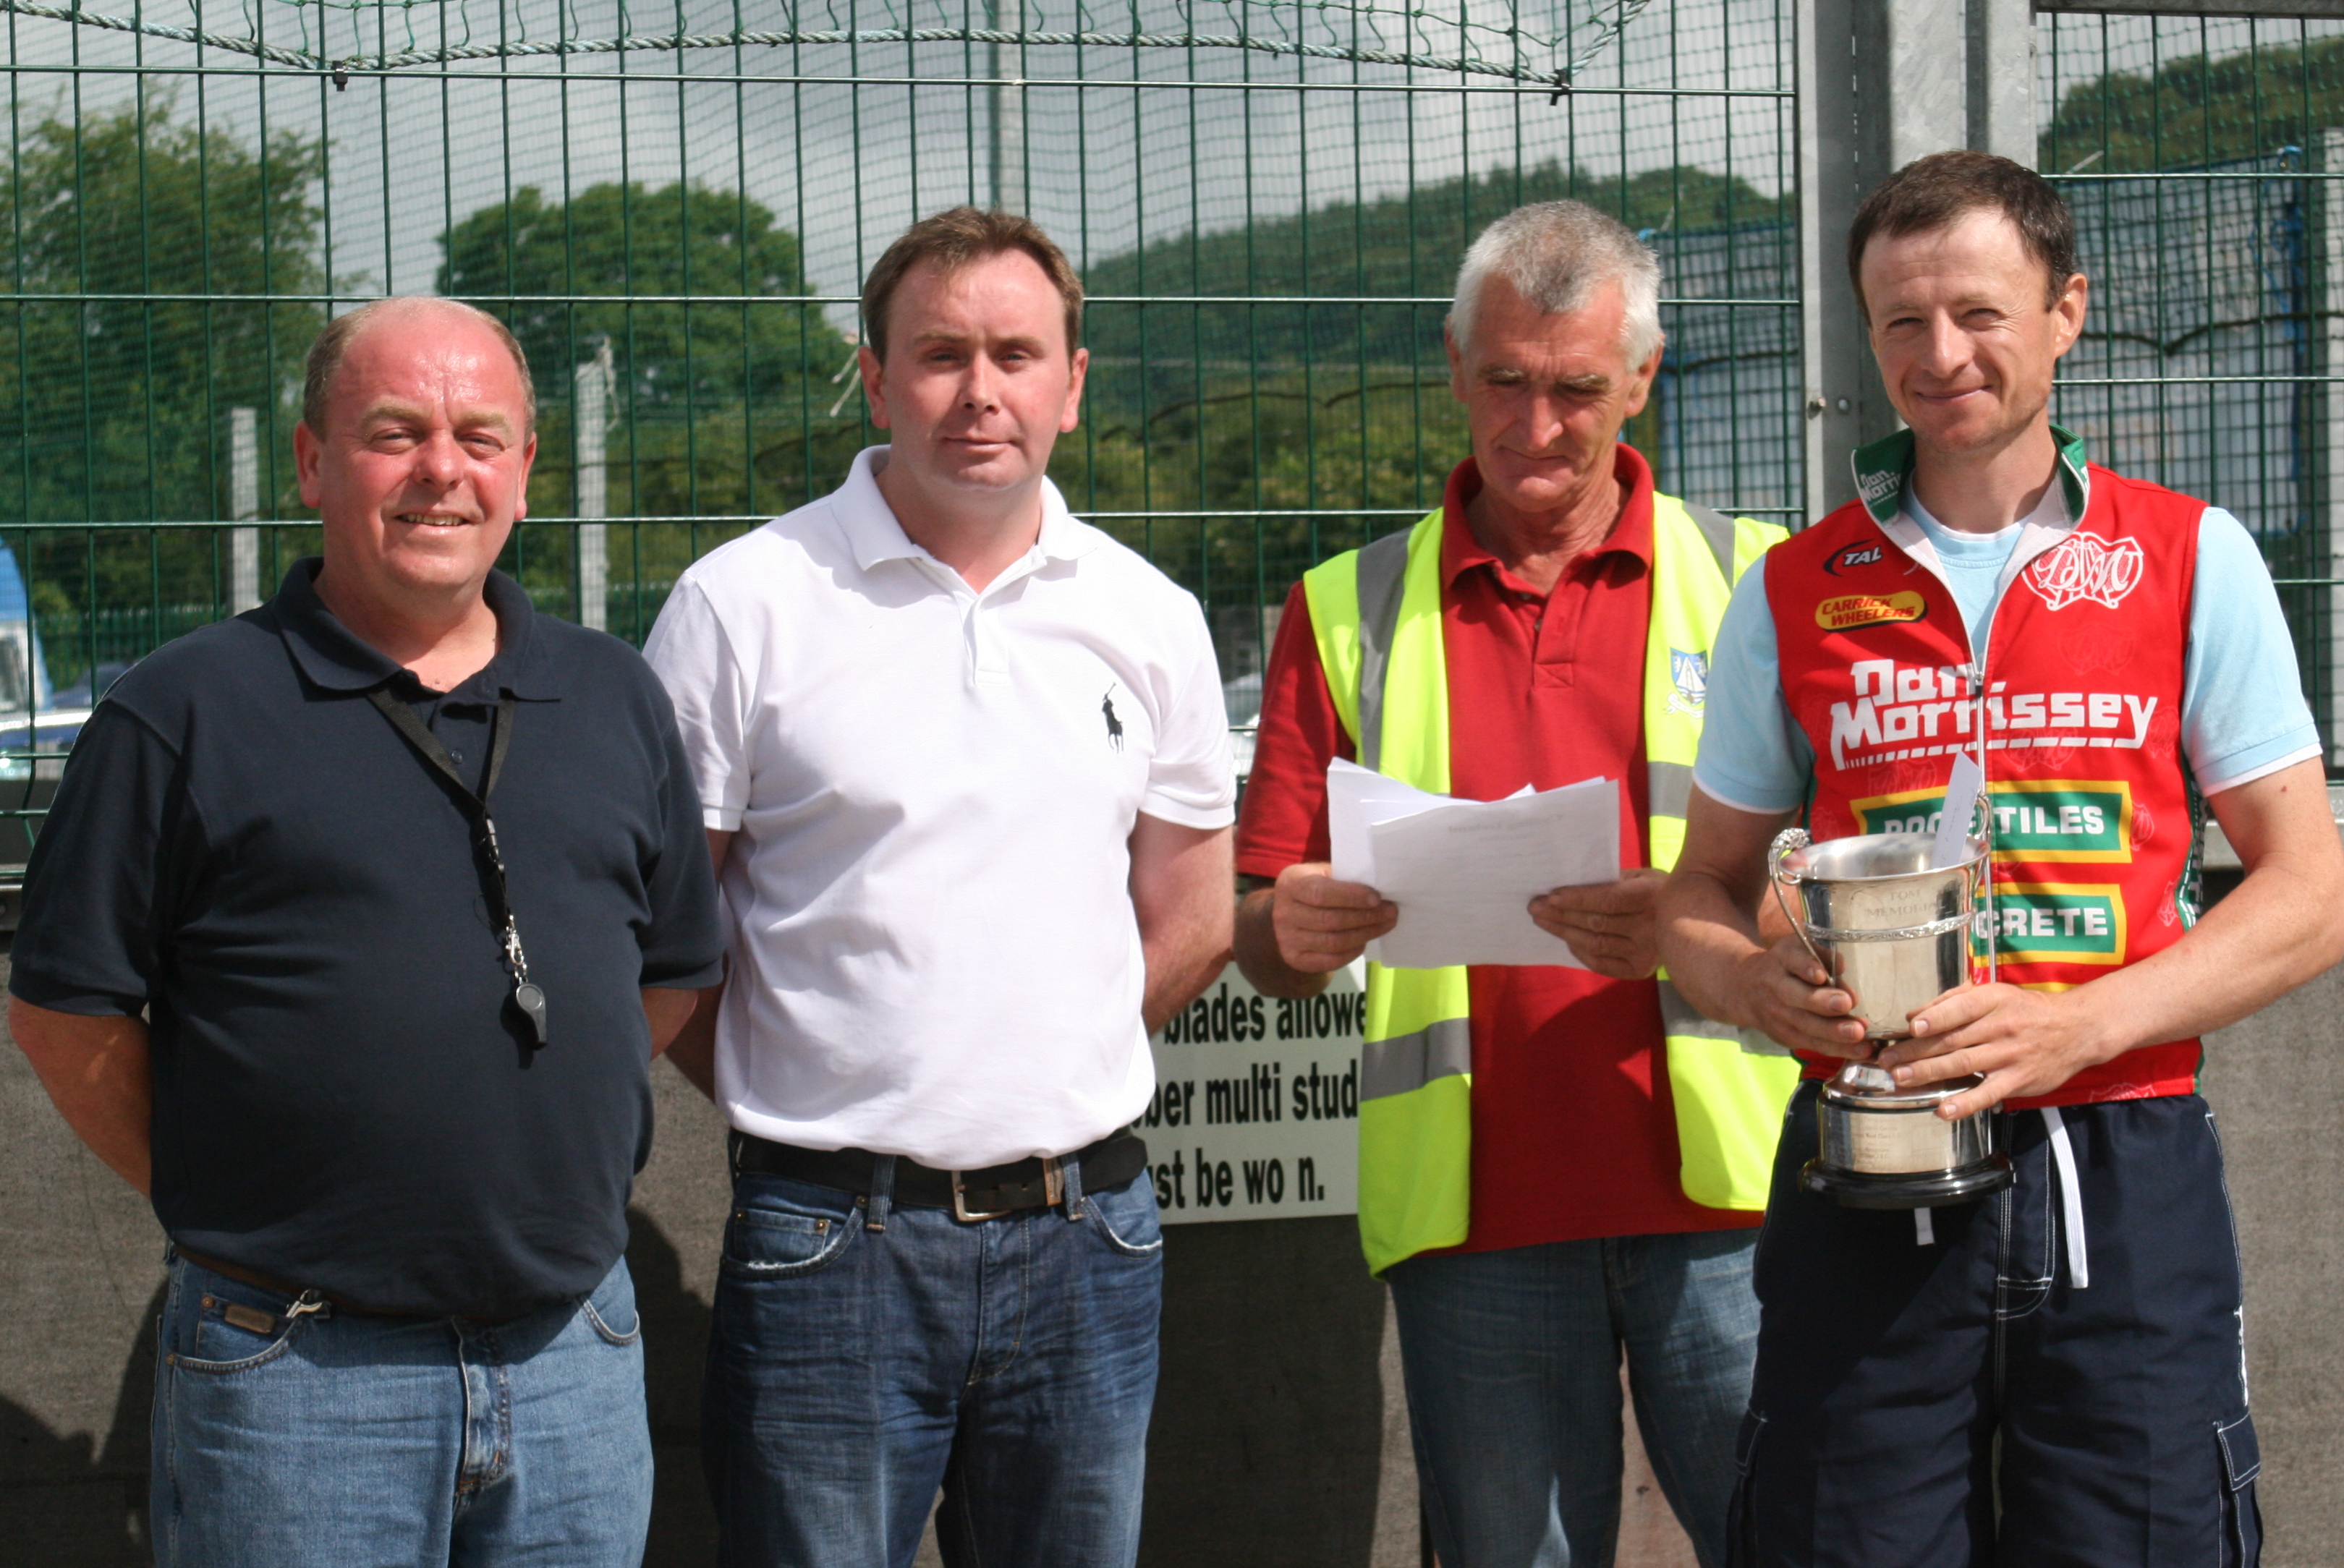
1668, 647, 1709, 717
2025, 531, 2144, 612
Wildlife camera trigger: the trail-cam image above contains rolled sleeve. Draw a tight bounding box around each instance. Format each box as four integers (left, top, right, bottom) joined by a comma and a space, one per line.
9, 702, 186, 1016
644, 575, 753, 833
1691, 556, 1814, 814
1140, 595, 1237, 830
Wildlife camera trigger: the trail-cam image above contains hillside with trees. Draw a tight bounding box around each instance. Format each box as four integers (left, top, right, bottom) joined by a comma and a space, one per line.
1055, 158, 1785, 602
2039, 30, 2344, 171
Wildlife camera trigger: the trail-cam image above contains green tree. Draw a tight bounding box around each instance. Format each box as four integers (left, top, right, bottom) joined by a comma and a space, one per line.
0, 98, 328, 684
437, 180, 862, 524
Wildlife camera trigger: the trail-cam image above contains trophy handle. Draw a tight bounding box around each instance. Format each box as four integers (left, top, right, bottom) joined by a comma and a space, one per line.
1767, 827, 1831, 976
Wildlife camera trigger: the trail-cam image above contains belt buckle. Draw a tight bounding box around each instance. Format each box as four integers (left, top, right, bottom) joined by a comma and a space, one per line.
951, 1157, 1063, 1222
952, 1169, 1011, 1222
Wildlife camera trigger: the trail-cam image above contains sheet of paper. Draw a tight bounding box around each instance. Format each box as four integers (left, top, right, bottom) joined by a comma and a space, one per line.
1932, 753, 1985, 869
1325, 759, 1621, 969
1325, 757, 1442, 887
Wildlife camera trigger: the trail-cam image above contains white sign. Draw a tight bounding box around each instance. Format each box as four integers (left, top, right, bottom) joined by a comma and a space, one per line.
1141, 963, 1364, 1223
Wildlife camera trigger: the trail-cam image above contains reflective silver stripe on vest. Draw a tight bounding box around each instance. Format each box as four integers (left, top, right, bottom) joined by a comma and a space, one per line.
1680, 499, 1738, 583
1351, 529, 1414, 773
1360, 1017, 1473, 1102
1657, 979, 1793, 1057
1657, 979, 1735, 1041
1648, 759, 1694, 820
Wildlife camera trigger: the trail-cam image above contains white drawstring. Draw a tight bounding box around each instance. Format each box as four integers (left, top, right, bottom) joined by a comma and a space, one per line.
2042, 1108, 2090, 1289
1914, 1207, 1936, 1246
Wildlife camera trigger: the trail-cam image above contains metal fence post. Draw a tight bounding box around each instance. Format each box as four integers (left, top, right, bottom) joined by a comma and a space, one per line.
229, 407, 260, 614
988, 0, 1027, 216
575, 341, 614, 633
1799, 0, 1874, 519
2325, 126, 2344, 767
1966, 0, 2037, 165
1801, 0, 2039, 520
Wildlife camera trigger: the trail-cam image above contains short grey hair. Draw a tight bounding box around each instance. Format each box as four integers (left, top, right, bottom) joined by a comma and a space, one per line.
1448, 201, 1664, 367
302, 297, 536, 436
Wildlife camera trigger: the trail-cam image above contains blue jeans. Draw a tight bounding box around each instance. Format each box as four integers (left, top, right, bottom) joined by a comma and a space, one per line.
702, 1162, 1164, 1568
150, 1250, 650, 1568
1388, 1229, 1762, 1568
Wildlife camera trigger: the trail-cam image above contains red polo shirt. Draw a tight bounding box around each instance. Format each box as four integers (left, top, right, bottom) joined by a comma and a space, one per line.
1235, 448, 1759, 1252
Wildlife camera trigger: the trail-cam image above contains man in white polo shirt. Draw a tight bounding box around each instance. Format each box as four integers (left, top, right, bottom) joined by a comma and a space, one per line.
645, 206, 1235, 1568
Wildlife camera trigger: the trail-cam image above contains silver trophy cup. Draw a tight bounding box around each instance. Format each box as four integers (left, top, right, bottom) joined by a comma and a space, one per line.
1768, 828, 2014, 1209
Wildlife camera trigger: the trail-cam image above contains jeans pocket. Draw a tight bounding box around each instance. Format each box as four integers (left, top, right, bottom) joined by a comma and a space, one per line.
1725, 1407, 1767, 1568
579, 1258, 642, 1346
1084, 1172, 1165, 1258
2215, 1413, 2262, 1568
166, 1281, 310, 1376
721, 1177, 857, 1280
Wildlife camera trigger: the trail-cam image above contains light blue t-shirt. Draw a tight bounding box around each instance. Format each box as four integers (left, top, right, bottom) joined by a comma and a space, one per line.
1694, 500, 2322, 812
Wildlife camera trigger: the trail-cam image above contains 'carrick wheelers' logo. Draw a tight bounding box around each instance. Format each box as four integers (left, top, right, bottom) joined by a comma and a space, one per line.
1816, 590, 1926, 631
2024, 530, 2144, 612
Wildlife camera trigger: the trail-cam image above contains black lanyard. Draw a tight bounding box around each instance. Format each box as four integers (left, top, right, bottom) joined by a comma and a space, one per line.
366, 684, 549, 1047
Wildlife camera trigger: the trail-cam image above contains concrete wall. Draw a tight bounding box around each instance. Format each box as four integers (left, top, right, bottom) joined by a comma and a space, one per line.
7, 949, 2339, 1564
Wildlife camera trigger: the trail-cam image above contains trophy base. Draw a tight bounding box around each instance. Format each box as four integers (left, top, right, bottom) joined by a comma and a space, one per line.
1799, 1154, 2015, 1209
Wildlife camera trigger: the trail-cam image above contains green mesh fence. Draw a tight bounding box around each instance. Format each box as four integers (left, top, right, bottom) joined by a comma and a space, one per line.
0, 0, 1803, 845
2038, 10, 2344, 770
5, 0, 2339, 856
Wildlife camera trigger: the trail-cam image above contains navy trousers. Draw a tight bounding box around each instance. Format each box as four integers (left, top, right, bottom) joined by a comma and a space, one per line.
1730, 1082, 2262, 1568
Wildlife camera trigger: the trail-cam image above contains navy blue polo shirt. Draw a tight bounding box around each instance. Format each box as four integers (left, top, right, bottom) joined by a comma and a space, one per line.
11, 560, 723, 1317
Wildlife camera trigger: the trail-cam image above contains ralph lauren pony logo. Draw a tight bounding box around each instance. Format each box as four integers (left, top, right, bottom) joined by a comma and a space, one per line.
1102, 689, 1125, 751
2025, 531, 2144, 613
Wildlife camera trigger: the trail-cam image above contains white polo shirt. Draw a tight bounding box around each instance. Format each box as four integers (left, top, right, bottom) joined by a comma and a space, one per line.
645, 447, 1235, 1169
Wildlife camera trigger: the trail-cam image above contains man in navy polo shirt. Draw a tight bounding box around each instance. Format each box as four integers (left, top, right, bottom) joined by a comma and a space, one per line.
9, 296, 722, 1567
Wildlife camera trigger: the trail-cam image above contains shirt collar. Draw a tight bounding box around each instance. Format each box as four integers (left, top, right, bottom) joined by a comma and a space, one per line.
272, 557, 560, 700
829, 444, 1103, 577
1851, 422, 2092, 527
1438, 444, 1657, 590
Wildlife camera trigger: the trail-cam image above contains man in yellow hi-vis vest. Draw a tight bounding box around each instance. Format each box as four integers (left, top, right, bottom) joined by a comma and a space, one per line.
1233, 202, 1796, 1567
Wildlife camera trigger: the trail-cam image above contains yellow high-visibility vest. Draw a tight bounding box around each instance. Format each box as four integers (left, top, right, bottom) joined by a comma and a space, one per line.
1304, 487, 1799, 1274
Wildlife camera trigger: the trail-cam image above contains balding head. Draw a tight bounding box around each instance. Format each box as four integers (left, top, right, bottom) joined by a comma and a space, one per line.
302, 297, 535, 438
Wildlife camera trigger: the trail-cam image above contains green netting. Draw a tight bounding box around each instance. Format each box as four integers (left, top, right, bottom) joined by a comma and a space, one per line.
0, 0, 1656, 85
2039, 11, 2344, 767
14, 0, 2338, 840
0, 0, 1799, 773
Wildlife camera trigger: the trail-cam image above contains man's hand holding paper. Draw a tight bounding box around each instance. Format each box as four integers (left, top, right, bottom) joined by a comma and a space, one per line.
1267, 861, 1398, 974
1320, 759, 1627, 971
1529, 867, 1665, 979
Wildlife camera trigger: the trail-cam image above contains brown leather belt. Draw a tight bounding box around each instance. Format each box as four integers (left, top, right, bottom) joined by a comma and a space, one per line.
176, 1248, 528, 1324
729, 1129, 1150, 1221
